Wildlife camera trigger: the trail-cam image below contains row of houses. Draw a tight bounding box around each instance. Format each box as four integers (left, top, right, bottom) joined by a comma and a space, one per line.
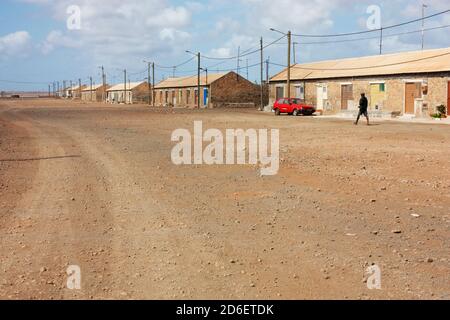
154, 71, 263, 108
53, 47, 449, 117
57, 71, 263, 107
269, 47, 450, 117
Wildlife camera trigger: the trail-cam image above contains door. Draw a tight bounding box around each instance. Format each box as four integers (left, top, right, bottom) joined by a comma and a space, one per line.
405, 83, 421, 114
203, 88, 209, 106
276, 86, 284, 100
447, 81, 450, 115
341, 84, 353, 110
316, 85, 325, 110
370, 83, 386, 110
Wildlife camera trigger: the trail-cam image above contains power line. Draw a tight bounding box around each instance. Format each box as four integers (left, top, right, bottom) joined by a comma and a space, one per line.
292, 24, 450, 45
155, 56, 196, 69
200, 35, 287, 60
292, 8, 450, 37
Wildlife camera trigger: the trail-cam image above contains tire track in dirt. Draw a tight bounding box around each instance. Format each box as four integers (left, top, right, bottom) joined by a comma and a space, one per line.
0, 107, 115, 299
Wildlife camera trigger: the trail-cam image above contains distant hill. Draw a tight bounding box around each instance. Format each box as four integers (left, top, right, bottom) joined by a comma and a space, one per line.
0, 91, 49, 98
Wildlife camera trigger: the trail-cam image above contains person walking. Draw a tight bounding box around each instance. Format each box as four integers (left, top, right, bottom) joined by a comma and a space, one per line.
355, 93, 369, 126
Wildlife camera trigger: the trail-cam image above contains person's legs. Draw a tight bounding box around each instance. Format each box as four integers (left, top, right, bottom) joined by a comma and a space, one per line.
365, 111, 370, 125
355, 111, 361, 125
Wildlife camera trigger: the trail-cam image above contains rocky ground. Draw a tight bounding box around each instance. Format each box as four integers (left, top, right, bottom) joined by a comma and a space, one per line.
0, 99, 449, 300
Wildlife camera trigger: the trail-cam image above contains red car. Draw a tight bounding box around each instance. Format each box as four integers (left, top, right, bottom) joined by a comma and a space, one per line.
273, 98, 316, 116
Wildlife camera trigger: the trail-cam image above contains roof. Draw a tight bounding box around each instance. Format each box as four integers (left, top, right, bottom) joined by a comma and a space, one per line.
270, 47, 450, 82
107, 81, 147, 92
154, 72, 229, 89
69, 85, 86, 90
82, 84, 107, 92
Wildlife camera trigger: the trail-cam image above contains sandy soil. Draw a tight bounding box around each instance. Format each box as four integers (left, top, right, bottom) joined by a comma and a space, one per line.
0, 99, 449, 300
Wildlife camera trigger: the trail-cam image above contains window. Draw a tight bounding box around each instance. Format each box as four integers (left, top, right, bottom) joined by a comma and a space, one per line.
276, 86, 284, 100
379, 83, 385, 92
186, 90, 191, 104
295, 85, 305, 100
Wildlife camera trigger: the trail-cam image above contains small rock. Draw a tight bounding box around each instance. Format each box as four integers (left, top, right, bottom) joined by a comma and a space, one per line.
392, 230, 402, 234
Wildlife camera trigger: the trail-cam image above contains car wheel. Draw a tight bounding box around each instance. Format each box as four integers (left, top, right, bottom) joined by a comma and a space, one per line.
293, 109, 299, 116
275, 109, 281, 116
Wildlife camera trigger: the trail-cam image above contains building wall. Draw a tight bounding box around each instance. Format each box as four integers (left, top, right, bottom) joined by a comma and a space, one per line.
154, 86, 208, 108
210, 72, 264, 108
81, 86, 109, 102
269, 72, 450, 117
154, 72, 265, 108
107, 83, 149, 104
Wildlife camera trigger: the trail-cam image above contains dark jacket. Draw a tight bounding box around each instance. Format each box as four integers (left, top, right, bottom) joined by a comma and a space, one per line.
359, 96, 368, 111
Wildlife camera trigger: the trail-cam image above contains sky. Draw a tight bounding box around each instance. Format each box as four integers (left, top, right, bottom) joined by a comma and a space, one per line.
1, 0, 449, 91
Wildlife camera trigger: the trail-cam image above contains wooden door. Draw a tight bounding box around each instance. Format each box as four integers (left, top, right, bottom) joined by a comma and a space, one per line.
276, 87, 284, 100
405, 83, 420, 114
341, 84, 353, 110
316, 86, 324, 110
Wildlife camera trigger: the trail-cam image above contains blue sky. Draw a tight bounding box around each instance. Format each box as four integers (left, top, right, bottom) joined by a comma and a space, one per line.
1, 0, 449, 91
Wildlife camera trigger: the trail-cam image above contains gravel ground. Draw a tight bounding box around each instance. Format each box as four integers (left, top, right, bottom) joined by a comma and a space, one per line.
0, 99, 449, 300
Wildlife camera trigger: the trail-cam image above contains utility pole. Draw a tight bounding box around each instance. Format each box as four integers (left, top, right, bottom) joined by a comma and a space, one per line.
237, 46, 241, 81
78, 78, 81, 100
48, 84, 51, 97
197, 52, 201, 109
57, 82, 60, 97
152, 62, 155, 107
246, 59, 249, 79
90, 76, 93, 102
100, 66, 106, 102
260, 37, 264, 111
63, 80, 66, 98
147, 62, 152, 106
379, 27, 383, 55
172, 66, 176, 78
422, 4, 428, 50
124, 69, 127, 104
293, 42, 297, 64
70, 80, 73, 98
287, 30, 291, 99
266, 57, 270, 84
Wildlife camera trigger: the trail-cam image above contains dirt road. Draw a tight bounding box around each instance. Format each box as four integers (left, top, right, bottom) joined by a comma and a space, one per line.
0, 99, 449, 300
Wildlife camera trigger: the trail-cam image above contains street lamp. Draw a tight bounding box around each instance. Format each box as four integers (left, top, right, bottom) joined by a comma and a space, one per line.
186, 50, 201, 109
270, 28, 292, 99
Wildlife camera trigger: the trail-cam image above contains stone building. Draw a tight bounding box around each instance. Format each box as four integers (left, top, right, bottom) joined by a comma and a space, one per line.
269, 47, 450, 118
154, 71, 263, 108
107, 82, 149, 104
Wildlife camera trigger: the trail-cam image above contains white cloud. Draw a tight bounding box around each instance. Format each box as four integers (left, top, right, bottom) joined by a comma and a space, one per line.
40, 30, 82, 54
0, 31, 31, 57
27, 0, 194, 69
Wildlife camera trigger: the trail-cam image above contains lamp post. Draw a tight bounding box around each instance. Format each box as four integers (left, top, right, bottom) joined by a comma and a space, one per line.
270, 28, 292, 99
